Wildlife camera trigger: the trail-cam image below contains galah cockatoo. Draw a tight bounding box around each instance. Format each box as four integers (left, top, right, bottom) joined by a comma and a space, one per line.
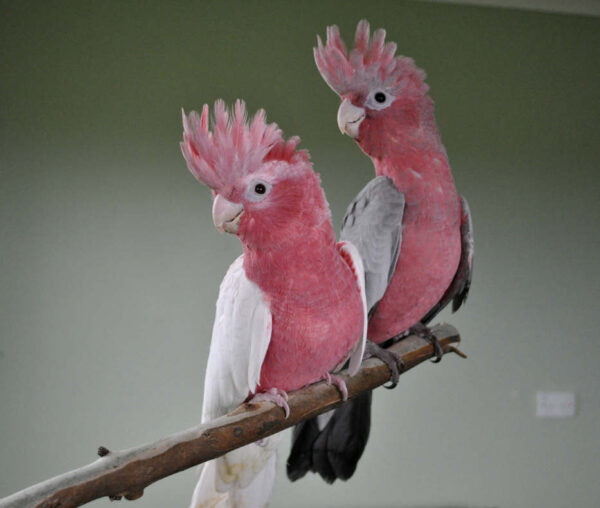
288, 20, 473, 484
181, 100, 371, 507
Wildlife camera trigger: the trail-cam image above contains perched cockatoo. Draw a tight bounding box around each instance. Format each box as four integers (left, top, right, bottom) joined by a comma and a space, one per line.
181, 100, 370, 508
288, 20, 473, 484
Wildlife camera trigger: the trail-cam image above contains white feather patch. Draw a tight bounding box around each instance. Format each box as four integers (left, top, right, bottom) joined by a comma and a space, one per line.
191, 255, 276, 508
201, 255, 272, 422
338, 241, 368, 376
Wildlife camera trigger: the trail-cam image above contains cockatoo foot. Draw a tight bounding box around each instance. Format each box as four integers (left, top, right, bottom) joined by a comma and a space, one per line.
409, 322, 444, 363
324, 372, 348, 401
365, 340, 404, 388
251, 388, 290, 418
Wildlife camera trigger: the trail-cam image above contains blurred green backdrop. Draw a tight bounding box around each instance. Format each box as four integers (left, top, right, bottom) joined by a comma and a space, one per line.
1, 1, 599, 507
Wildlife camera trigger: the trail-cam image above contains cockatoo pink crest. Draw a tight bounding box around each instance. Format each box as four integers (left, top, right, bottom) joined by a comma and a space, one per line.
181, 99, 306, 193
314, 20, 428, 98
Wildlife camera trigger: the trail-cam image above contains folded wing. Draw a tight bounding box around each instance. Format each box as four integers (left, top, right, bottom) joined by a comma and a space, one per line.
192, 255, 277, 508
340, 176, 405, 312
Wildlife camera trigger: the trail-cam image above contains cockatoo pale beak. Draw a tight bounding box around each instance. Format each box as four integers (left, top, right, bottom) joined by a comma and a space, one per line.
212, 194, 244, 234
337, 99, 365, 139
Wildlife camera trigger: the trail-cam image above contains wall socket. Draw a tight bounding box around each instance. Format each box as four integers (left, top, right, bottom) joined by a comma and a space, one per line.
536, 391, 576, 418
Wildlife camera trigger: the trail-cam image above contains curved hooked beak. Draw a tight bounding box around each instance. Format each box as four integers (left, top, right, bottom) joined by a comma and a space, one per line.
337, 98, 365, 139
212, 194, 244, 234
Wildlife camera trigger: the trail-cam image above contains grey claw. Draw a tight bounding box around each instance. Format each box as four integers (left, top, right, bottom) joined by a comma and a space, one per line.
365, 341, 404, 388
430, 337, 444, 363
409, 323, 443, 363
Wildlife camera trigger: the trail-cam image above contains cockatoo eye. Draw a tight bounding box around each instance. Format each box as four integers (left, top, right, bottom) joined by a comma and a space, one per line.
246, 179, 272, 202
366, 90, 394, 111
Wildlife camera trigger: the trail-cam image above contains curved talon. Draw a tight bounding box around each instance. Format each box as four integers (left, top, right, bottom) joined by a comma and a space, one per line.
324, 373, 348, 400
365, 340, 404, 388
430, 338, 444, 363
409, 323, 443, 363
251, 388, 290, 418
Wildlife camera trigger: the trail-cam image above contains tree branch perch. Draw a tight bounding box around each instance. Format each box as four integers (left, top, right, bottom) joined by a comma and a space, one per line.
0, 323, 462, 508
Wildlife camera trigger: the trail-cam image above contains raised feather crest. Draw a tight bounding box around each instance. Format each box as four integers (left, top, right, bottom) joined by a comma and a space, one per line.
181, 99, 305, 191
314, 20, 428, 97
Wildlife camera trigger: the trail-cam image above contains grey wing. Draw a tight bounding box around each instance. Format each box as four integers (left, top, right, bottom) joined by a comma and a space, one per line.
340, 176, 405, 312
422, 195, 474, 324
452, 195, 474, 311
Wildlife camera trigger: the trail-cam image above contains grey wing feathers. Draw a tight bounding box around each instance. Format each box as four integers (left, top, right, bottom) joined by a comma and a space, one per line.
452, 195, 474, 311
340, 176, 405, 312
422, 195, 474, 324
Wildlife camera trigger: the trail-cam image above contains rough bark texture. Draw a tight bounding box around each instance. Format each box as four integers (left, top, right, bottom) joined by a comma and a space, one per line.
0, 323, 462, 508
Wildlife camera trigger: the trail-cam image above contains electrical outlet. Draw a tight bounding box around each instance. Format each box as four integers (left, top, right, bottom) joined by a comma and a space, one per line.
536, 391, 576, 418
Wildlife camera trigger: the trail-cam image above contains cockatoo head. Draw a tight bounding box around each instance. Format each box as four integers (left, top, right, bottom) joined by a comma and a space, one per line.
314, 20, 431, 158
181, 100, 331, 245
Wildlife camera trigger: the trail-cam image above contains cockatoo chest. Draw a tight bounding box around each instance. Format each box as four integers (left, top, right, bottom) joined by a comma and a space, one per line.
256, 261, 364, 392
368, 157, 462, 342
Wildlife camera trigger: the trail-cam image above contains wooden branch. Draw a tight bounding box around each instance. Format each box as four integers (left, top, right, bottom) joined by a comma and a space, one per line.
0, 324, 462, 508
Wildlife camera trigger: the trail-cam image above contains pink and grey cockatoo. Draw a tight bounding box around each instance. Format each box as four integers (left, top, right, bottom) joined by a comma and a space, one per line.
288, 20, 473, 483
181, 100, 371, 507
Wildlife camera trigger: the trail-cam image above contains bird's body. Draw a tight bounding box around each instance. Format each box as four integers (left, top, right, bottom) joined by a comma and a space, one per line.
366, 138, 461, 342
181, 100, 367, 507
233, 175, 365, 391
287, 20, 473, 484
251, 240, 365, 392
315, 19, 466, 341
233, 162, 367, 397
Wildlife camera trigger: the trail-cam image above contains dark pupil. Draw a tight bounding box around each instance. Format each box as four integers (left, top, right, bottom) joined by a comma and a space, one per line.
374, 92, 386, 103
254, 183, 266, 194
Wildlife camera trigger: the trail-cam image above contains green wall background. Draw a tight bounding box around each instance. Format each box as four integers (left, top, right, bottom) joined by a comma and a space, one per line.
1, 1, 599, 506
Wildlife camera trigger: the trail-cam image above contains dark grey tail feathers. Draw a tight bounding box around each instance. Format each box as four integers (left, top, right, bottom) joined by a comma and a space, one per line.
286, 391, 372, 483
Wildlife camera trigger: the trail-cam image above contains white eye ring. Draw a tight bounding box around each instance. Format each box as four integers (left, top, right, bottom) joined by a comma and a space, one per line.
246, 179, 272, 202
365, 90, 394, 111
